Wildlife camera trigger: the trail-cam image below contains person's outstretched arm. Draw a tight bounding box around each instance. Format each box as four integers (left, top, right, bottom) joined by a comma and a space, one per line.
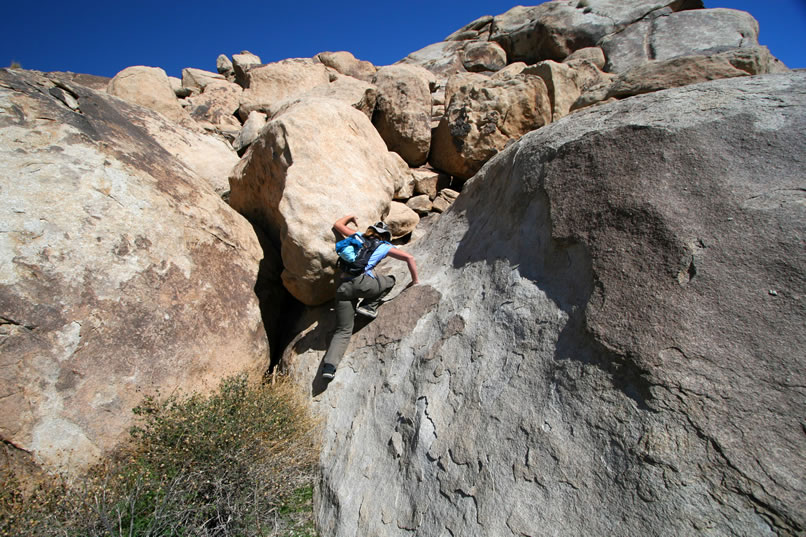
333, 215, 358, 237
388, 248, 419, 286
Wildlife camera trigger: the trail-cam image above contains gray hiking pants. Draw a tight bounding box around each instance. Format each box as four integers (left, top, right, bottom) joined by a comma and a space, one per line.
323, 272, 396, 369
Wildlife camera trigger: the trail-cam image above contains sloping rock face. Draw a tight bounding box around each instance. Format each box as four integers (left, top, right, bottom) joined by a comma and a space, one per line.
312, 73, 806, 536
229, 98, 408, 306
0, 69, 270, 476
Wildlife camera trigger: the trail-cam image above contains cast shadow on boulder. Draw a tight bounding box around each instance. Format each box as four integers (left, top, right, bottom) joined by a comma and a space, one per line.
448, 138, 654, 409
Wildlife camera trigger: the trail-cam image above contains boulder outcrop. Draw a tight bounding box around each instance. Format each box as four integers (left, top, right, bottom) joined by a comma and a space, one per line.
232, 51, 262, 86
315, 51, 376, 82
238, 59, 330, 120
268, 74, 378, 120
605, 45, 786, 99
181, 67, 227, 93
305, 72, 806, 537
108, 65, 194, 126
229, 98, 408, 305
0, 69, 269, 476
185, 79, 243, 132
430, 72, 551, 179
489, 0, 703, 64
372, 65, 434, 167
386, 201, 420, 239
601, 7, 760, 73
233, 110, 268, 154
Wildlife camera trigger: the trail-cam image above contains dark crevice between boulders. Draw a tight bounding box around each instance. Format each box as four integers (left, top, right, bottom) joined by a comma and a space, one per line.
248, 222, 300, 373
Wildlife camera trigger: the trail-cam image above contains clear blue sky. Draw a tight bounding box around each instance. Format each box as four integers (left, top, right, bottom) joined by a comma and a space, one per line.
4, 0, 804, 78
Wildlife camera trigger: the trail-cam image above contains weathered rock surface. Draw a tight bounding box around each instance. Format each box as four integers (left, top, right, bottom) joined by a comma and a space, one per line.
398, 41, 474, 78
269, 74, 377, 120
602, 7, 760, 73
606, 46, 783, 99
563, 46, 605, 69
406, 194, 433, 215
430, 73, 551, 179
216, 54, 234, 78
315, 51, 376, 82
229, 98, 408, 305
411, 168, 442, 200
181, 67, 227, 93
238, 58, 330, 120
431, 187, 459, 213
185, 80, 243, 132
386, 201, 420, 239
48, 71, 110, 92
233, 110, 268, 154
0, 69, 269, 476
372, 65, 433, 167
490, 0, 702, 64
107, 66, 193, 126
461, 41, 507, 73
305, 72, 805, 537
232, 51, 262, 86
523, 60, 581, 121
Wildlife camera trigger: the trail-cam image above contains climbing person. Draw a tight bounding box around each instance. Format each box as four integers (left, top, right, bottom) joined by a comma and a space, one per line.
321, 214, 419, 381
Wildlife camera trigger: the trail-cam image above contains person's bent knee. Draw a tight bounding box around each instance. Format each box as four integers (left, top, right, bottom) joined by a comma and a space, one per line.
334, 281, 355, 301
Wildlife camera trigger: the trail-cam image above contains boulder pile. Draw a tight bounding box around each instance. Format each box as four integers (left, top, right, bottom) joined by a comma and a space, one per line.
1, 2, 803, 536
98, 0, 785, 306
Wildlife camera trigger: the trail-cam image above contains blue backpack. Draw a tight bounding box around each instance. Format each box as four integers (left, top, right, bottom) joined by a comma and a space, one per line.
335, 235, 364, 263
336, 234, 385, 277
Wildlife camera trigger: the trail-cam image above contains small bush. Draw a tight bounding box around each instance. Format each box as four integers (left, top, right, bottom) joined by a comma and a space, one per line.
0, 374, 320, 537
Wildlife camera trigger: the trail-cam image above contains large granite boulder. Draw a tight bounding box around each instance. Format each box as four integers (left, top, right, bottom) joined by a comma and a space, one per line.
108, 65, 194, 126
232, 51, 263, 87
233, 110, 268, 154
315, 51, 376, 82
372, 65, 434, 167
525, 59, 614, 121
238, 58, 330, 120
605, 46, 785, 99
229, 98, 409, 306
0, 69, 270, 477
305, 72, 805, 536
430, 72, 551, 180
267, 74, 378, 120
185, 79, 243, 132
385, 201, 420, 239
181, 67, 227, 93
489, 0, 702, 64
461, 41, 507, 73
602, 7, 761, 73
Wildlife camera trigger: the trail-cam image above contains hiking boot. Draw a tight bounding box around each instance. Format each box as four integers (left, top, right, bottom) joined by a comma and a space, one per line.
355, 303, 378, 319
322, 364, 336, 381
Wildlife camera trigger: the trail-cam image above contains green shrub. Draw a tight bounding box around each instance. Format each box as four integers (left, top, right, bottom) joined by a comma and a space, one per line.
0, 374, 320, 537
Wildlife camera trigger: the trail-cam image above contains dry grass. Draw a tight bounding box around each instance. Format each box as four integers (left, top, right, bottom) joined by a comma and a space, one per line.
1, 374, 320, 537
